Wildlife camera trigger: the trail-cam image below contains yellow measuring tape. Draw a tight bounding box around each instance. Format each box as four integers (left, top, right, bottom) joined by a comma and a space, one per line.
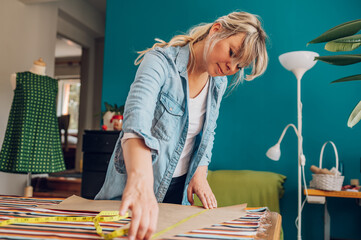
0, 209, 209, 239
151, 208, 209, 239
0, 211, 129, 240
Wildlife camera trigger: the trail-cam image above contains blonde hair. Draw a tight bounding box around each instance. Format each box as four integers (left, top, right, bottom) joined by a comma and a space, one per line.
134, 11, 268, 90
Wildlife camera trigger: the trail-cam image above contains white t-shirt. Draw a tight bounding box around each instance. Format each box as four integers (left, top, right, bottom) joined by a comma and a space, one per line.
172, 80, 209, 177
121, 80, 209, 177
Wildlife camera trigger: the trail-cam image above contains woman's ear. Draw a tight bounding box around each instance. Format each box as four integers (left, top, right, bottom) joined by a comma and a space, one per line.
209, 23, 222, 35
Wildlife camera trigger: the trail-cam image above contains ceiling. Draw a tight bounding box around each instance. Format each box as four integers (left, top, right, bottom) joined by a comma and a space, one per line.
55, 36, 82, 58
19, 0, 107, 15
55, 0, 106, 57
19, 0, 106, 57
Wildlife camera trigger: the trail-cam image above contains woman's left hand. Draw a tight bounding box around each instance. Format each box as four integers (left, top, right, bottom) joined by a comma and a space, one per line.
187, 166, 217, 209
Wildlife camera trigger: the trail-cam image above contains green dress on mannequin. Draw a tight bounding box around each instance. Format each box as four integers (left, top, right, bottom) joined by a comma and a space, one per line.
0, 71, 65, 173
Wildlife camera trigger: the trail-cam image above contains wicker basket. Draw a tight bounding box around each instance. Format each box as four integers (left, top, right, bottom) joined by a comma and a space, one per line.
309, 141, 344, 191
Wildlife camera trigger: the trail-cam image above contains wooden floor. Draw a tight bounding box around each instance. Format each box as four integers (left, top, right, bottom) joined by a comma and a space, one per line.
32, 176, 81, 198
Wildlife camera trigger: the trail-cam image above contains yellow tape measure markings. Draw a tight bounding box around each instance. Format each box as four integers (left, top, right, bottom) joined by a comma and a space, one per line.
1, 209, 210, 239
94, 211, 129, 239
0, 211, 129, 239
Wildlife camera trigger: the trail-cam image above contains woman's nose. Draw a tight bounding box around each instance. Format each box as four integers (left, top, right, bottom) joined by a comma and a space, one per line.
226, 62, 239, 74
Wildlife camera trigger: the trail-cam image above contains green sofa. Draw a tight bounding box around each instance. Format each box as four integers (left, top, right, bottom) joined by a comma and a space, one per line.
194, 170, 286, 239
194, 170, 286, 212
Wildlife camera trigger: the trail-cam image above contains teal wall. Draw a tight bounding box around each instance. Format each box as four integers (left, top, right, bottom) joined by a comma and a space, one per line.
102, 0, 361, 239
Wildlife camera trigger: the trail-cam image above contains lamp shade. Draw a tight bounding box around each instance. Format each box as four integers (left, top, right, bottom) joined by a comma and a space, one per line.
279, 51, 319, 72
266, 143, 281, 161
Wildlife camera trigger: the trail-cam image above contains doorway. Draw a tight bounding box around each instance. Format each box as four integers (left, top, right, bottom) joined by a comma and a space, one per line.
55, 35, 82, 171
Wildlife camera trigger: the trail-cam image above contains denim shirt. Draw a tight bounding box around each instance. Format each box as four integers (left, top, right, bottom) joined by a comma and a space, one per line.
95, 44, 227, 205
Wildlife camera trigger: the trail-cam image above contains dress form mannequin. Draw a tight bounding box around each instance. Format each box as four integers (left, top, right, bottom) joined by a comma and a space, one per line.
8, 58, 47, 197
10, 58, 46, 90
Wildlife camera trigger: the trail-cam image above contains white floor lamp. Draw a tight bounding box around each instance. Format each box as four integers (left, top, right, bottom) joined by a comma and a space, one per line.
266, 51, 318, 240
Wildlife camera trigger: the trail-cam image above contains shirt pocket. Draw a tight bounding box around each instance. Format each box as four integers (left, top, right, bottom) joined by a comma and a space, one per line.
152, 92, 184, 141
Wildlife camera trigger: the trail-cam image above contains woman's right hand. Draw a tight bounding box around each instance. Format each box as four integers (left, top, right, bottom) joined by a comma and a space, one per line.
119, 174, 159, 240
120, 138, 159, 240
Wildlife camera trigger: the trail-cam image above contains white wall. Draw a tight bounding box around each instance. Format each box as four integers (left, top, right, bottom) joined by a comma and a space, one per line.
0, 0, 105, 195
0, 0, 58, 195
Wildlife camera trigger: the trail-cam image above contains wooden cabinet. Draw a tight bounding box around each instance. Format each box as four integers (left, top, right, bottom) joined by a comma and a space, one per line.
81, 130, 120, 199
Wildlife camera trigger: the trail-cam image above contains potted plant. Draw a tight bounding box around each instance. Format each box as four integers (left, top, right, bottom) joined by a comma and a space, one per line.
102, 102, 124, 131
308, 19, 361, 127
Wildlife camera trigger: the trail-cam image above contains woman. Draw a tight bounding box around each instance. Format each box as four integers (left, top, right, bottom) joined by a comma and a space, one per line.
95, 11, 268, 240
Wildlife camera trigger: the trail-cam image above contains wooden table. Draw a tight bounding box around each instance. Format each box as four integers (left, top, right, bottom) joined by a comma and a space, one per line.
269, 212, 282, 240
304, 188, 361, 240
0, 195, 282, 240
305, 188, 361, 198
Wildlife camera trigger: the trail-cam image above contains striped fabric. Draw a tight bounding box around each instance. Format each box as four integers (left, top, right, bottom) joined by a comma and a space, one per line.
0, 196, 128, 239
0, 196, 274, 240
171, 209, 270, 240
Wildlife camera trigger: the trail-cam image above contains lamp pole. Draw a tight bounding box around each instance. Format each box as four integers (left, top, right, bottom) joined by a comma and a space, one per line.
297, 73, 303, 240
269, 51, 318, 240
293, 68, 305, 240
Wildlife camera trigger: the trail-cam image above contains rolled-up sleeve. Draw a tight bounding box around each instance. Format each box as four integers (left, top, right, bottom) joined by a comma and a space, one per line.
122, 50, 168, 154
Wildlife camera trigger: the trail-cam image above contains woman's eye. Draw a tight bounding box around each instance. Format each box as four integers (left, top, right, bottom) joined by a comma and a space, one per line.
229, 49, 233, 57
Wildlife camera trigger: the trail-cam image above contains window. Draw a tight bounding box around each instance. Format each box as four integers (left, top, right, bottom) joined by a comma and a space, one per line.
57, 79, 81, 131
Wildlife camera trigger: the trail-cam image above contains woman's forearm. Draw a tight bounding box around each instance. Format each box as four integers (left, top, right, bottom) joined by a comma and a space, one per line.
122, 138, 154, 184
119, 138, 159, 240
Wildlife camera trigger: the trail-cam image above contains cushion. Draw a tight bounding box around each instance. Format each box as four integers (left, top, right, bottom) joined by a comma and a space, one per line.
193, 170, 286, 213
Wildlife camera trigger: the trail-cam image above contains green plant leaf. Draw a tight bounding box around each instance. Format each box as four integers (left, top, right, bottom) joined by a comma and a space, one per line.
331, 74, 361, 83
119, 105, 124, 115
308, 19, 361, 44
325, 34, 361, 52
315, 54, 361, 65
347, 101, 361, 128
103, 102, 125, 115
104, 102, 112, 111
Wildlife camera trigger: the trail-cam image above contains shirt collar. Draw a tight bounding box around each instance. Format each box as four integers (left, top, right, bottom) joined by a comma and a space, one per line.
175, 44, 190, 75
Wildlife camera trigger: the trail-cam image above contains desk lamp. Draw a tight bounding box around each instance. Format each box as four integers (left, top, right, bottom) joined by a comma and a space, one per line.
266, 51, 318, 240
